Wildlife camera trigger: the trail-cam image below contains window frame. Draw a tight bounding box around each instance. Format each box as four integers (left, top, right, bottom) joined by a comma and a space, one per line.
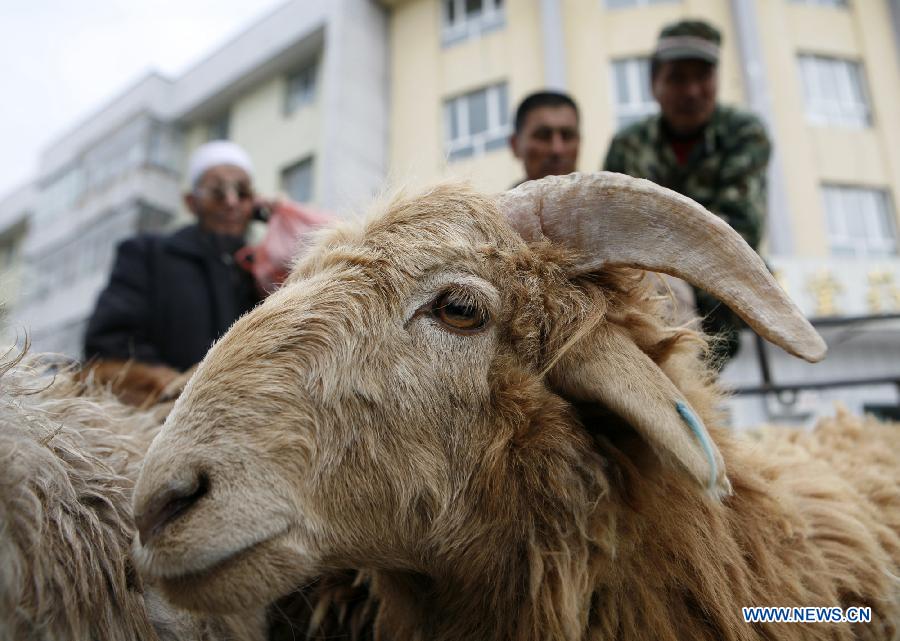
206, 111, 231, 141
441, 0, 505, 47
284, 59, 319, 116
823, 185, 897, 258
604, 0, 679, 9
281, 156, 315, 203
797, 55, 871, 128
609, 56, 659, 130
443, 83, 510, 162
788, 0, 846, 7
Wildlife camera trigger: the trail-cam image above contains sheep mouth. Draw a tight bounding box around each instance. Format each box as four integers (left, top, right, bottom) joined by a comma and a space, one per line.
148, 526, 290, 586
181, 542, 260, 580
150, 527, 306, 612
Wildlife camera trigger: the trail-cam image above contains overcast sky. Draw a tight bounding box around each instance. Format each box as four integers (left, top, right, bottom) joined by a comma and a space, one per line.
0, 0, 287, 199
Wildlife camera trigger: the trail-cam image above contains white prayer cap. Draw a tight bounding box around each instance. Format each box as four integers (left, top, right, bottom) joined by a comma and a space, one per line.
187, 140, 254, 186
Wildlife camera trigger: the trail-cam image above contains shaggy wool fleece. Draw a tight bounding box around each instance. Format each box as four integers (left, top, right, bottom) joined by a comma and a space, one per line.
0, 355, 264, 640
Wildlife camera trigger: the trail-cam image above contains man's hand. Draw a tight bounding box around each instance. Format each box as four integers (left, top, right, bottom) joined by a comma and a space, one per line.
236, 198, 334, 294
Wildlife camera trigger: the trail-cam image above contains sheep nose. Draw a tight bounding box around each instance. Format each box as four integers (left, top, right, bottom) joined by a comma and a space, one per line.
135, 472, 209, 546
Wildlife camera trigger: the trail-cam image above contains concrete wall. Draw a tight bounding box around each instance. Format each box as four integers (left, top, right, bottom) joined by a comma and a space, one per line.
389, 0, 545, 192
318, 0, 390, 212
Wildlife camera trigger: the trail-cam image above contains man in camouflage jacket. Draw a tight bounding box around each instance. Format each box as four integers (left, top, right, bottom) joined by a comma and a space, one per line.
603, 19, 771, 365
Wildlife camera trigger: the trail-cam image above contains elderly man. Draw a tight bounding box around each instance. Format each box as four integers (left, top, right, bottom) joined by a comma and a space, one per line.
509, 91, 581, 186
84, 140, 264, 402
603, 19, 771, 365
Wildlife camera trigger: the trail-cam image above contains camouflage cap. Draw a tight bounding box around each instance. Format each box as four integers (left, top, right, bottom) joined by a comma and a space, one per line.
654, 19, 721, 64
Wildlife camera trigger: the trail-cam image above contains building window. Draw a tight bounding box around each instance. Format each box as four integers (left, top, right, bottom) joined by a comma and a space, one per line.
83, 117, 148, 194
444, 83, 510, 161
798, 55, 870, 128
823, 185, 896, 258
207, 111, 230, 140
789, 0, 846, 7
148, 121, 181, 173
285, 61, 318, 115
24, 208, 136, 305
605, 0, 679, 8
282, 157, 314, 203
611, 58, 658, 130
442, 0, 505, 46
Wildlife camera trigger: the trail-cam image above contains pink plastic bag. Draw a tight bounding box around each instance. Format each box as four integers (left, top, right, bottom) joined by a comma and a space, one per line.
236, 200, 334, 295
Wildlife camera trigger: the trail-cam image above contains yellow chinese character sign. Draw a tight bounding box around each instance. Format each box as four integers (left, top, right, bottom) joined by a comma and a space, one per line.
806, 270, 843, 317
866, 270, 900, 314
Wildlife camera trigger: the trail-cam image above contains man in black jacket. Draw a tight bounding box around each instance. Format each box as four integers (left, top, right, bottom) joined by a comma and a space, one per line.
83, 140, 263, 402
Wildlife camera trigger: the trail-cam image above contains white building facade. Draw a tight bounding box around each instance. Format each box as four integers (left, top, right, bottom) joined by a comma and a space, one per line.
7, 0, 389, 358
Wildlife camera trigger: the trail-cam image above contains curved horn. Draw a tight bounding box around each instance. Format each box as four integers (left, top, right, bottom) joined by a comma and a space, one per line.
498, 172, 826, 363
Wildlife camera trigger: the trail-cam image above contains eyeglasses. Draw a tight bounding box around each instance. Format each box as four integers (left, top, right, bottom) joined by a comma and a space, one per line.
194, 181, 254, 203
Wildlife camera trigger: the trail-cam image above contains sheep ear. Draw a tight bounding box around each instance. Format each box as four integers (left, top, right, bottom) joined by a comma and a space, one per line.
549, 323, 731, 498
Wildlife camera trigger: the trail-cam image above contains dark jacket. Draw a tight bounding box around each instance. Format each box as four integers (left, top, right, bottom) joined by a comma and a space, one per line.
84, 224, 261, 371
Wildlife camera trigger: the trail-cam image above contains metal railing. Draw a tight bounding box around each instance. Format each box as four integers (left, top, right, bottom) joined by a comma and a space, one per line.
731, 313, 900, 397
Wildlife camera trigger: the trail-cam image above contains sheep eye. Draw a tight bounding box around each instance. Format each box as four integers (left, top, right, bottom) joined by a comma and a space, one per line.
431, 291, 488, 332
